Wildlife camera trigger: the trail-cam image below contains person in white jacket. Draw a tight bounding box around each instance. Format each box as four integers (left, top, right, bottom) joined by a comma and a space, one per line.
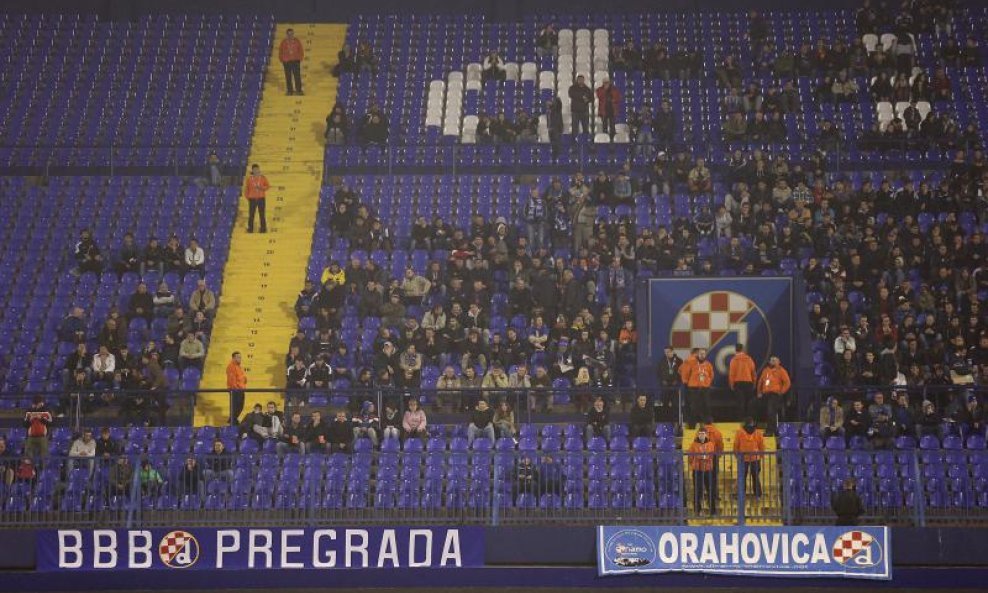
69, 428, 97, 474
184, 238, 206, 277
91, 346, 116, 383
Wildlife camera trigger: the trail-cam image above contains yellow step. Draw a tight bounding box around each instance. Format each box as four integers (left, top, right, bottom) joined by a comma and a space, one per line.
196, 23, 348, 426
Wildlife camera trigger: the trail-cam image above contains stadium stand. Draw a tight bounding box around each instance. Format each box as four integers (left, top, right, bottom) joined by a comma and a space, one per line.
0, 0, 986, 529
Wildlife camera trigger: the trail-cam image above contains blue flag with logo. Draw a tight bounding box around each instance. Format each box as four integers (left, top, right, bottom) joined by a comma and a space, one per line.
597, 526, 891, 580
636, 277, 793, 389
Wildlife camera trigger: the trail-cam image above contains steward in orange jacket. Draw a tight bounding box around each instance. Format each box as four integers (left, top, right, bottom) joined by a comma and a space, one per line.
278, 28, 304, 95
729, 343, 757, 420
244, 164, 270, 233
688, 427, 717, 514
733, 418, 765, 497
684, 349, 713, 428
226, 352, 247, 426
757, 356, 791, 436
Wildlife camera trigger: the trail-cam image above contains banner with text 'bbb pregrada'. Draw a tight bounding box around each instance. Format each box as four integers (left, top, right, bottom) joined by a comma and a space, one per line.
37, 527, 484, 571
598, 526, 890, 580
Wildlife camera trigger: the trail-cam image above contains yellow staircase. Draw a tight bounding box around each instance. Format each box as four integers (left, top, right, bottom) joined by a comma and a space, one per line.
196, 23, 348, 426
682, 423, 780, 525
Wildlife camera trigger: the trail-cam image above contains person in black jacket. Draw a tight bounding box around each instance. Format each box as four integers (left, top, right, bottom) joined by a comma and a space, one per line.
277, 411, 307, 455
128, 282, 155, 324
467, 399, 495, 446
327, 410, 353, 453
844, 400, 871, 442
179, 457, 203, 495
629, 394, 655, 439
547, 97, 563, 157
203, 440, 233, 482
831, 478, 864, 525
305, 410, 330, 453
568, 75, 594, 137
585, 396, 611, 442
332, 44, 356, 77
307, 355, 333, 390
657, 346, 682, 418
94, 427, 120, 461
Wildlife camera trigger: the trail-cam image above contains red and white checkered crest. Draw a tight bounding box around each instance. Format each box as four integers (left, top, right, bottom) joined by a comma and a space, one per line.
831, 531, 875, 565
669, 291, 759, 367
158, 530, 199, 568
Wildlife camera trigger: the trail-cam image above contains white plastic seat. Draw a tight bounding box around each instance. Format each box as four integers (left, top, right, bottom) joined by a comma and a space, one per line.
613, 132, 630, 143
593, 28, 609, 40
916, 101, 931, 120
593, 133, 611, 143
466, 63, 482, 76
425, 114, 442, 127
614, 123, 630, 136
876, 101, 893, 116
429, 80, 445, 92
447, 71, 464, 84
503, 62, 519, 81
465, 78, 482, 91
880, 33, 896, 52
460, 133, 476, 144
443, 123, 461, 136
462, 114, 479, 128
862, 34, 878, 53
894, 101, 910, 116
521, 69, 537, 82
576, 29, 591, 42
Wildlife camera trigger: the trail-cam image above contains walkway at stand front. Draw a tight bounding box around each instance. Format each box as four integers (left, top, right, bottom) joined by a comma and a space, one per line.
682, 422, 780, 525
197, 23, 347, 426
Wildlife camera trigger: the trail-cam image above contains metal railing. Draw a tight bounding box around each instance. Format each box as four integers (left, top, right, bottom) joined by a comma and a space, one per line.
3, 447, 984, 529
0, 144, 248, 177
319, 136, 964, 177
2, 385, 984, 435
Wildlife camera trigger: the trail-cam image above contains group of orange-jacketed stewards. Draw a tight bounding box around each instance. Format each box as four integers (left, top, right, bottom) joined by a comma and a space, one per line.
680, 343, 791, 515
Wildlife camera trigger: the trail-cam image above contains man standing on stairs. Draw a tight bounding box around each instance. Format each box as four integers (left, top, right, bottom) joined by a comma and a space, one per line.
728, 343, 757, 421
244, 164, 270, 233
757, 355, 791, 437
279, 28, 304, 96
684, 348, 713, 429
226, 351, 247, 426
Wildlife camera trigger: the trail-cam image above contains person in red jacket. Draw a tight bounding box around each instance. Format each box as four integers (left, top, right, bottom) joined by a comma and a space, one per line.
244, 164, 270, 233
279, 28, 305, 95
595, 78, 622, 137
757, 355, 791, 437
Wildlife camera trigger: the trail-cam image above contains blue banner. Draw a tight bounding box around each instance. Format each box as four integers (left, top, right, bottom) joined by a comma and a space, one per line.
636, 277, 793, 389
597, 526, 891, 580
37, 527, 484, 571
